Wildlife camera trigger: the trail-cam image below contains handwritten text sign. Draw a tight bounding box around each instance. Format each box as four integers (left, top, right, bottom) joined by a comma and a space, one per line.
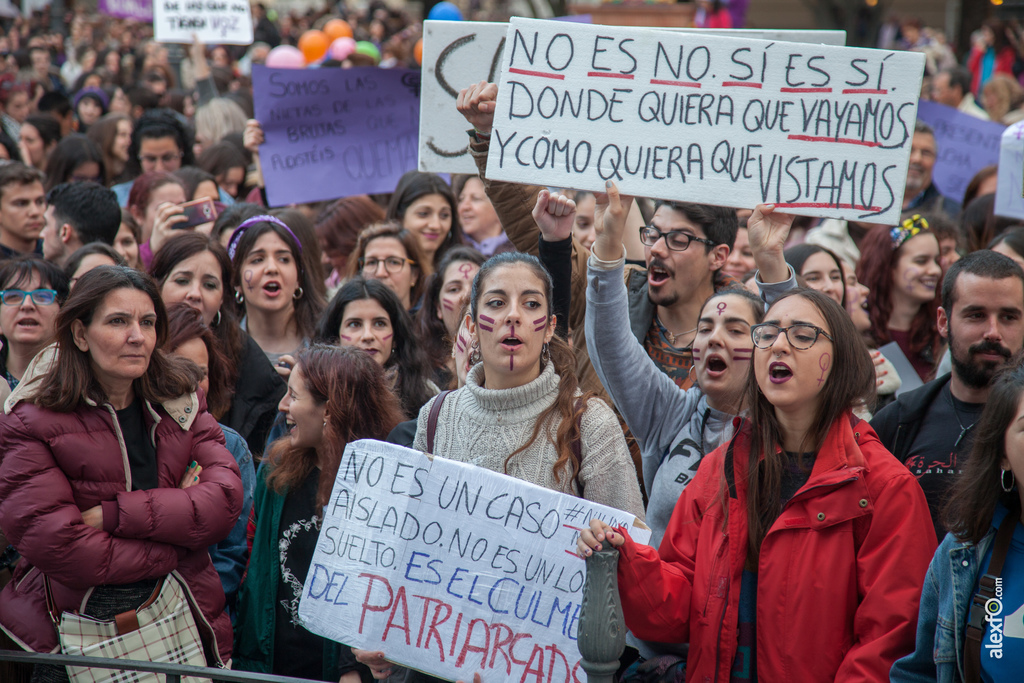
253, 66, 421, 207
298, 439, 650, 682
98, 0, 152, 21
916, 100, 1004, 207
486, 18, 925, 224
420, 21, 846, 174
154, 0, 253, 45
996, 121, 1024, 220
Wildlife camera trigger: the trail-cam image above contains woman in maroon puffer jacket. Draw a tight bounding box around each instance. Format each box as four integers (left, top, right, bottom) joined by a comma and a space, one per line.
0, 266, 242, 679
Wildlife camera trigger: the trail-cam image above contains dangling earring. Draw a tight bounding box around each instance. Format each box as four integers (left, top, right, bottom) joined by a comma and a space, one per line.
235, 290, 244, 304
1002, 468, 1015, 493
542, 342, 550, 363
468, 341, 481, 366
213, 310, 221, 327
294, 286, 304, 300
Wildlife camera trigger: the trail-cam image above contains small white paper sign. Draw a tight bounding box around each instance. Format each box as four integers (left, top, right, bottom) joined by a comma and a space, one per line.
154, 0, 254, 46
419, 21, 846, 174
486, 17, 924, 224
995, 121, 1024, 221
298, 439, 649, 682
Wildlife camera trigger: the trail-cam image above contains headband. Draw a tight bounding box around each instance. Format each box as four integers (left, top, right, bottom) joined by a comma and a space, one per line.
889, 214, 929, 250
226, 215, 303, 260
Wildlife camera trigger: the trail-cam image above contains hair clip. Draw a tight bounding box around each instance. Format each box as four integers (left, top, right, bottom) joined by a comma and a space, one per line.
890, 214, 929, 250
226, 215, 303, 260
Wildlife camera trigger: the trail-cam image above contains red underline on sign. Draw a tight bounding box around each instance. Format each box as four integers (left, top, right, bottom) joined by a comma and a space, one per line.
589, 72, 635, 79
650, 79, 701, 88
509, 67, 564, 80
722, 81, 762, 88
776, 202, 883, 211
842, 88, 888, 94
780, 87, 833, 93
565, 550, 581, 558
563, 524, 582, 531
787, 134, 880, 147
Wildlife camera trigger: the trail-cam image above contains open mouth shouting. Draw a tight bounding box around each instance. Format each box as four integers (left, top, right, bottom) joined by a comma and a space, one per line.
262, 280, 282, 297
769, 361, 793, 384
648, 262, 672, 287
500, 334, 523, 352
704, 353, 728, 378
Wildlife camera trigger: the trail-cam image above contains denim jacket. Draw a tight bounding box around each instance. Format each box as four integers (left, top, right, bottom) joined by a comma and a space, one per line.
208, 424, 256, 621
890, 505, 1015, 683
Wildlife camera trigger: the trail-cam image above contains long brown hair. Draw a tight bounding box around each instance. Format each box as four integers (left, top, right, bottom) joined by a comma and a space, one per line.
265, 344, 403, 511
945, 362, 1024, 543
32, 266, 201, 411
470, 252, 595, 488
163, 303, 234, 420
740, 288, 875, 563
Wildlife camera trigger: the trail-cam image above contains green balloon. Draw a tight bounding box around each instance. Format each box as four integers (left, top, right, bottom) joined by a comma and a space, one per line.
354, 41, 381, 63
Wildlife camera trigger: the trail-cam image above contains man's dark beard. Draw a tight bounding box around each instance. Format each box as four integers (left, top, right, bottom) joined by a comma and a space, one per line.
949, 327, 1015, 390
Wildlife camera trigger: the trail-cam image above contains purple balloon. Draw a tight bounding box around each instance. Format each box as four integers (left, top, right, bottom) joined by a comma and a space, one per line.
266, 45, 306, 69
329, 37, 356, 61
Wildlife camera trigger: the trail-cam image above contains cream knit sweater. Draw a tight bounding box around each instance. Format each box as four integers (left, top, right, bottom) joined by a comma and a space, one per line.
413, 361, 645, 521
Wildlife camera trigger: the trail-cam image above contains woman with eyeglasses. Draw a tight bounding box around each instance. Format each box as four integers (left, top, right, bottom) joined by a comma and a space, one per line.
857, 215, 943, 382
0, 256, 68, 392
348, 221, 427, 312
579, 267, 937, 681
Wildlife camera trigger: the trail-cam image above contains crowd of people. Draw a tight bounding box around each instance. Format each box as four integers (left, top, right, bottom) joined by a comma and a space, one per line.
0, 3, 1018, 683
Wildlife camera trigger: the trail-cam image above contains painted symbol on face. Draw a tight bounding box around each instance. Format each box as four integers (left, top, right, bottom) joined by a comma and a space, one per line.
340, 334, 352, 341
732, 347, 753, 362
381, 333, 393, 342
244, 269, 254, 291
455, 333, 467, 353
478, 313, 495, 332
690, 350, 701, 362
716, 302, 727, 315
817, 352, 831, 386
533, 315, 547, 332
441, 300, 455, 311
458, 263, 474, 280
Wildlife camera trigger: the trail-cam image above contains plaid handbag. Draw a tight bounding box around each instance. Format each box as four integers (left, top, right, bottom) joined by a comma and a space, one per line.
45, 572, 209, 683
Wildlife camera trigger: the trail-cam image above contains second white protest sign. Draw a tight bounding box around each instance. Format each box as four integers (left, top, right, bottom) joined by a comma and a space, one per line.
486, 17, 925, 224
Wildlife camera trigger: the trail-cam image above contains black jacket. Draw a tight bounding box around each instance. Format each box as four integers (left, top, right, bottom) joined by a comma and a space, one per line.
223, 334, 286, 459
870, 373, 951, 463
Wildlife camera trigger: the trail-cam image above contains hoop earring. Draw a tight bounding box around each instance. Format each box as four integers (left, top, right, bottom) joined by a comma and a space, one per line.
213, 309, 221, 327
1002, 468, 1015, 493
687, 363, 697, 382
293, 286, 304, 300
235, 290, 244, 305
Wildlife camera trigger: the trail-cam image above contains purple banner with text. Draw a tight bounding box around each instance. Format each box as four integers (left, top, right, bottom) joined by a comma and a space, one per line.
253, 65, 421, 207
98, 0, 152, 21
916, 100, 1005, 207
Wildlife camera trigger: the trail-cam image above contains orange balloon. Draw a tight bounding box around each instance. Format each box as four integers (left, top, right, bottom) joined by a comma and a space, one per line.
298, 30, 329, 63
324, 19, 353, 41
414, 39, 423, 66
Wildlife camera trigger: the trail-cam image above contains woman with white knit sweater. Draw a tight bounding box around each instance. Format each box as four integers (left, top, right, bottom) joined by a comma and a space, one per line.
411, 251, 645, 517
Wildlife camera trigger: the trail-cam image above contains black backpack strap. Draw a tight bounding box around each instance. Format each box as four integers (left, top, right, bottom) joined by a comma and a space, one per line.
571, 397, 584, 497
965, 504, 1018, 682
426, 391, 452, 454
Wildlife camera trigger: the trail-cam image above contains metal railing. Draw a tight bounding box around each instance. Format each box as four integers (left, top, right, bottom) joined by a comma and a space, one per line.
0, 650, 322, 683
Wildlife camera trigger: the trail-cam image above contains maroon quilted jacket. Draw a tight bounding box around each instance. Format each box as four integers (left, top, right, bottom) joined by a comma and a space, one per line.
0, 387, 242, 663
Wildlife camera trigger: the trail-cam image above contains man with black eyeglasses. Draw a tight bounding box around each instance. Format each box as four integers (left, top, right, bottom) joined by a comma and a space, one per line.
872, 251, 1024, 538
110, 108, 194, 207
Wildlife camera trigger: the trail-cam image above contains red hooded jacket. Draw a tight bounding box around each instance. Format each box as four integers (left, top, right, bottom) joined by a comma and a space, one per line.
616, 414, 936, 682
0, 387, 241, 663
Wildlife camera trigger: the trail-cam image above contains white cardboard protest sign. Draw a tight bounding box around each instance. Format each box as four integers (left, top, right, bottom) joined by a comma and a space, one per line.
154, 0, 253, 45
995, 121, 1024, 221
419, 21, 846, 174
485, 17, 924, 224
298, 439, 650, 682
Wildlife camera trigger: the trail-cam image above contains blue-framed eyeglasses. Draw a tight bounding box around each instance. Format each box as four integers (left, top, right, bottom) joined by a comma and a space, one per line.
0, 289, 58, 306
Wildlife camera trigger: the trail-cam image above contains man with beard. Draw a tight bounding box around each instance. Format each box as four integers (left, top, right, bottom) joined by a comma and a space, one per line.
902, 121, 961, 217
872, 251, 1024, 537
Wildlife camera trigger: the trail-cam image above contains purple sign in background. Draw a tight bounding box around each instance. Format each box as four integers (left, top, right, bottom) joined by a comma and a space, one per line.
98, 0, 152, 22
254, 65, 420, 207
916, 99, 1005, 206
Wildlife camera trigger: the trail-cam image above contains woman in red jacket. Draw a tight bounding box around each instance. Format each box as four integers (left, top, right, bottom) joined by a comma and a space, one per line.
0, 265, 242, 681
579, 283, 937, 682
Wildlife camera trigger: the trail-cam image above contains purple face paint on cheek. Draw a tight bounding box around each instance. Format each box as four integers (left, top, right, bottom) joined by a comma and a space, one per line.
244, 269, 254, 291
478, 313, 495, 332
381, 333, 393, 342
732, 347, 752, 361
817, 352, 831, 386
340, 334, 352, 341
533, 315, 548, 332
455, 334, 467, 352
441, 300, 455, 311
691, 349, 702, 362
903, 267, 919, 292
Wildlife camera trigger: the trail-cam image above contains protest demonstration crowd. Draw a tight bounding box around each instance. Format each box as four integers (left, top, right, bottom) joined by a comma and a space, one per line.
0, 0, 1023, 682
